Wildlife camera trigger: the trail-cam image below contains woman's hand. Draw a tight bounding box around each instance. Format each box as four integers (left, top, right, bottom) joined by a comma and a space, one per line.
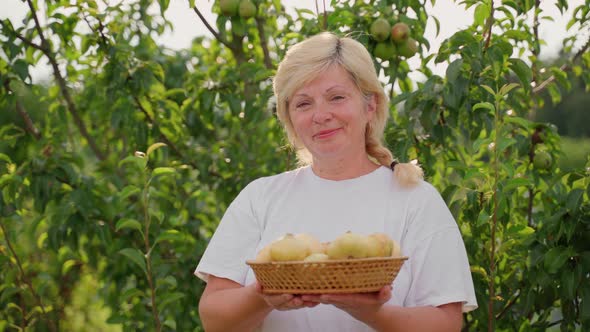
255, 282, 320, 311
300, 285, 392, 321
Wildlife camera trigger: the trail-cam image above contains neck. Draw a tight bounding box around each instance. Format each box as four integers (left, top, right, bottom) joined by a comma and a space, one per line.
311, 155, 379, 180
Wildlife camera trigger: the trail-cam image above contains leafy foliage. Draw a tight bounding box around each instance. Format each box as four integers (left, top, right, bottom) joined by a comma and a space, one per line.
0, 0, 589, 331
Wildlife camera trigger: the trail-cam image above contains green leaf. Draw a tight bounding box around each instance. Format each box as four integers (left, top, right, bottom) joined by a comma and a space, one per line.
158, 0, 170, 12
477, 210, 491, 226
504, 116, 533, 129
499, 83, 520, 96
121, 287, 144, 301
543, 247, 572, 274
496, 136, 517, 153
272, 0, 282, 13
432, 16, 440, 37
503, 177, 533, 191
116, 218, 143, 234
581, 284, 590, 319
146, 142, 167, 157
12, 59, 29, 81
154, 229, 184, 246
119, 185, 141, 200
152, 167, 175, 177
508, 58, 532, 91
474, 3, 490, 26
506, 224, 535, 237
61, 259, 79, 275
566, 188, 584, 212
0, 153, 12, 164
473, 102, 495, 113
481, 85, 496, 97
446, 59, 463, 83
119, 248, 147, 275
158, 292, 185, 312
472, 137, 493, 152
119, 155, 147, 170
562, 270, 576, 300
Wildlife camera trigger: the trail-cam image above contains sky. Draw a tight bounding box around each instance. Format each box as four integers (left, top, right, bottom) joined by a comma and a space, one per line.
1, 0, 587, 82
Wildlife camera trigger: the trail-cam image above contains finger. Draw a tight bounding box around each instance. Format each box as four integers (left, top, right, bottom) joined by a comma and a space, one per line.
377, 286, 392, 303
300, 294, 322, 302
255, 281, 263, 293
263, 293, 294, 308
304, 301, 320, 308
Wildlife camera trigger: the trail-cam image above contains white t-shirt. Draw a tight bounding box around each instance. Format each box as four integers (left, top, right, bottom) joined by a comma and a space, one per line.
195, 166, 478, 331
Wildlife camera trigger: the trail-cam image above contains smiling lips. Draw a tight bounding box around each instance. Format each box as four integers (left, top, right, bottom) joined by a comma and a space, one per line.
314, 128, 341, 139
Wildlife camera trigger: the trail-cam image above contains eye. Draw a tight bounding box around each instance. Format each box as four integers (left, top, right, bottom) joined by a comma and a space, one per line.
295, 101, 310, 109
331, 95, 345, 101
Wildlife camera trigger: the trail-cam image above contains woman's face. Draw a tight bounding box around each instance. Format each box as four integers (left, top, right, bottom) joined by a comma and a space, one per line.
288, 65, 376, 163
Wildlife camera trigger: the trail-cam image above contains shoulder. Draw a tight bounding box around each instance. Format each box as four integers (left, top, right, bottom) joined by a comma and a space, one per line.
238, 166, 308, 199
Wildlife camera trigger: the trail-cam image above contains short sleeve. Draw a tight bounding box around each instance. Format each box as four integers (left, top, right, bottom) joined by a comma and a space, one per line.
402, 183, 478, 312
194, 180, 263, 285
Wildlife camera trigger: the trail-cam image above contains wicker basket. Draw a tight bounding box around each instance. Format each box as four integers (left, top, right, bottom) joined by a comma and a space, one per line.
246, 256, 408, 294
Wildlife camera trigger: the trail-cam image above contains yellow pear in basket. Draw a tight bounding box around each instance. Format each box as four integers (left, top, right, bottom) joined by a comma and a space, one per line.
327, 231, 370, 259
368, 233, 394, 257
320, 241, 330, 254
303, 253, 330, 262
269, 233, 310, 261
391, 239, 402, 258
254, 245, 272, 263
366, 235, 389, 258
294, 233, 324, 255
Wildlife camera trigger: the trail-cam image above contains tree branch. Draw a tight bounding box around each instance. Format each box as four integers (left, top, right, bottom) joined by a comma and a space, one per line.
483, 2, 495, 52
495, 288, 521, 320
133, 96, 198, 169
532, 0, 541, 83
533, 34, 590, 94
24, 0, 106, 161
191, 4, 233, 50
0, 221, 56, 332
255, 17, 273, 69
3, 79, 42, 140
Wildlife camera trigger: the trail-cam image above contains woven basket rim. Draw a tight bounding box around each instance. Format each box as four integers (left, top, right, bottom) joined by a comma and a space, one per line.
246, 256, 408, 266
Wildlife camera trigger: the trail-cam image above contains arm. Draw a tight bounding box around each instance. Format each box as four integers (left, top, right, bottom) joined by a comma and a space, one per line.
302, 287, 463, 332
361, 302, 463, 331
199, 275, 319, 332
198, 276, 271, 332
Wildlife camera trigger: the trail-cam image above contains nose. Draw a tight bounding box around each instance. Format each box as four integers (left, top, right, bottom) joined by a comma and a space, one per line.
311, 104, 333, 124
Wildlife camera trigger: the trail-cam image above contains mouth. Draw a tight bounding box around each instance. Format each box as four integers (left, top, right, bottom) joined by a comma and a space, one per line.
313, 128, 341, 139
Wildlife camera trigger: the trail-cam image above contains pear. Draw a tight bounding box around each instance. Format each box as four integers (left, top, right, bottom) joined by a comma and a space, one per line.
303, 253, 330, 262
398, 38, 418, 58
327, 231, 370, 259
295, 233, 324, 254
269, 233, 310, 261
369, 233, 394, 257
219, 0, 240, 16
255, 245, 272, 263
533, 150, 552, 170
391, 239, 402, 258
238, 0, 256, 19
370, 18, 391, 42
391, 22, 410, 43
366, 234, 390, 257
320, 242, 330, 254
374, 41, 397, 60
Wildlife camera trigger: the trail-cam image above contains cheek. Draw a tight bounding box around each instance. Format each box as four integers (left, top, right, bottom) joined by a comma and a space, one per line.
290, 113, 309, 134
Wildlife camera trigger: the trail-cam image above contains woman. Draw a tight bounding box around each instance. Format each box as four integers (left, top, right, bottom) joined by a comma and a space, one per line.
195, 32, 477, 331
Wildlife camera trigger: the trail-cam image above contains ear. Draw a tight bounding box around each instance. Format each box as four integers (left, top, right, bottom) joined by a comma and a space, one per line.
366, 93, 377, 118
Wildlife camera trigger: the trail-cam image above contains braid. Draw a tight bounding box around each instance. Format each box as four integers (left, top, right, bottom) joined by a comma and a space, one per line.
366, 127, 424, 187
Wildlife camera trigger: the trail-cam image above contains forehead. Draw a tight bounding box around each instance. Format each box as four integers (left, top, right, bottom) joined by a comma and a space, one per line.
292, 65, 357, 97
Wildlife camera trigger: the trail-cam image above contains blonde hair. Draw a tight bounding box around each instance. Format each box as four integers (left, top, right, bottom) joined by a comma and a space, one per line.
272, 32, 422, 187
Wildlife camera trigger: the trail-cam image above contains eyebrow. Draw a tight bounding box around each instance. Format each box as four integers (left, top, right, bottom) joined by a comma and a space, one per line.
291, 85, 348, 99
